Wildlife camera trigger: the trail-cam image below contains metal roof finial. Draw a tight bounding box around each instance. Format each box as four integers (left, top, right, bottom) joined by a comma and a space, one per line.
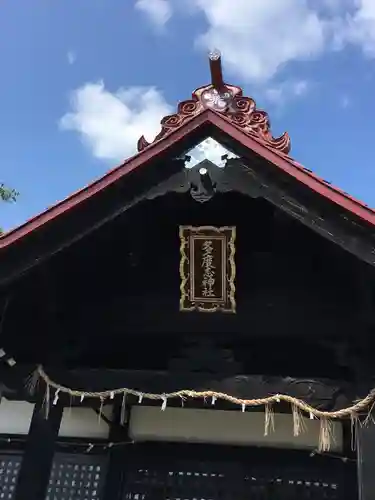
208, 49, 224, 90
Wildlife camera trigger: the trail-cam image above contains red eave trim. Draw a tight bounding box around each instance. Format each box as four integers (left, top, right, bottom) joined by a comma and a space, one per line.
1, 109, 374, 250
207, 111, 375, 226
0, 110, 212, 249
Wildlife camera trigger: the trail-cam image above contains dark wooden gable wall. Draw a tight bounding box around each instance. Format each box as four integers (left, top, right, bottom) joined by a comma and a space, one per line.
1, 190, 373, 382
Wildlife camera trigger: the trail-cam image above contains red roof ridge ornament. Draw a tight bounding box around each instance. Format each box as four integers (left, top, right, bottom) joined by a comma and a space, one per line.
137, 50, 291, 155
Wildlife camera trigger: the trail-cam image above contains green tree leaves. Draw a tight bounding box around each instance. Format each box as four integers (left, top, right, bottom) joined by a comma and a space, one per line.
0, 183, 19, 234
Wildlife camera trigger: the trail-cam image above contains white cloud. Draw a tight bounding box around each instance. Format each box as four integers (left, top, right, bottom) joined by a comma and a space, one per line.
59, 86, 239, 166
293, 80, 310, 96
264, 79, 311, 104
61, 1, 375, 164
138, 0, 375, 82
135, 0, 172, 26
192, 0, 329, 83
346, 0, 375, 55
67, 51, 76, 65
60, 82, 172, 162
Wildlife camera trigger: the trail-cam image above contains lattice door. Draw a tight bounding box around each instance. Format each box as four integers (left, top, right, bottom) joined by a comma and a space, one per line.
0, 452, 107, 500
0, 454, 22, 500
46, 453, 107, 500
122, 443, 355, 500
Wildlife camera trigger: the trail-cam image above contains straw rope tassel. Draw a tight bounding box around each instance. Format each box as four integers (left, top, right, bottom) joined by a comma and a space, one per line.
68, 394, 73, 417
98, 397, 104, 424
318, 418, 333, 452
292, 404, 305, 437
25, 366, 40, 396
364, 403, 375, 427
264, 403, 275, 436
43, 383, 51, 419
351, 412, 359, 451
120, 393, 127, 425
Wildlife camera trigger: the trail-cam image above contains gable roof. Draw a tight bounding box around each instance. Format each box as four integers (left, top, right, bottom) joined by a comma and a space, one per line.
1, 55, 375, 253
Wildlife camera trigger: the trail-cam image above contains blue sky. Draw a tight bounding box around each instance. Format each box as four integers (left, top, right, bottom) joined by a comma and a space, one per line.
1, 0, 375, 231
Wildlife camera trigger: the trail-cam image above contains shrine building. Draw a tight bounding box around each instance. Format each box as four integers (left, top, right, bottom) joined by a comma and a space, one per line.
0, 52, 375, 500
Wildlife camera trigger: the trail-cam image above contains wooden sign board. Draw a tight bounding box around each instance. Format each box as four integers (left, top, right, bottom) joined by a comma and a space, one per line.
179, 226, 236, 313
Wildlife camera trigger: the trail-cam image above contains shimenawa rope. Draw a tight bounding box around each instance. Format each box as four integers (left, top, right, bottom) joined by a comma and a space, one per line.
31, 365, 373, 452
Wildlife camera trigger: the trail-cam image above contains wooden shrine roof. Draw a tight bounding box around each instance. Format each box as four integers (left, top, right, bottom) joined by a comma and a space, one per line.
1, 53, 374, 252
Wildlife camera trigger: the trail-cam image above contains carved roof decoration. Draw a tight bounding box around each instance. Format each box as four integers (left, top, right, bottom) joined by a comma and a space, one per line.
138, 52, 291, 156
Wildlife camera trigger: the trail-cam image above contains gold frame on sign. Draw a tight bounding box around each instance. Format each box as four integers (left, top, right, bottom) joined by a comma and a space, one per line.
179, 225, 236, 313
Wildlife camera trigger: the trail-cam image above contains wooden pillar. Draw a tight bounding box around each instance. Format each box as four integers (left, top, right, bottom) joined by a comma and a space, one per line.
357, 421, 375, 500
102, 398, 131, 500
14, 398, 63, 500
